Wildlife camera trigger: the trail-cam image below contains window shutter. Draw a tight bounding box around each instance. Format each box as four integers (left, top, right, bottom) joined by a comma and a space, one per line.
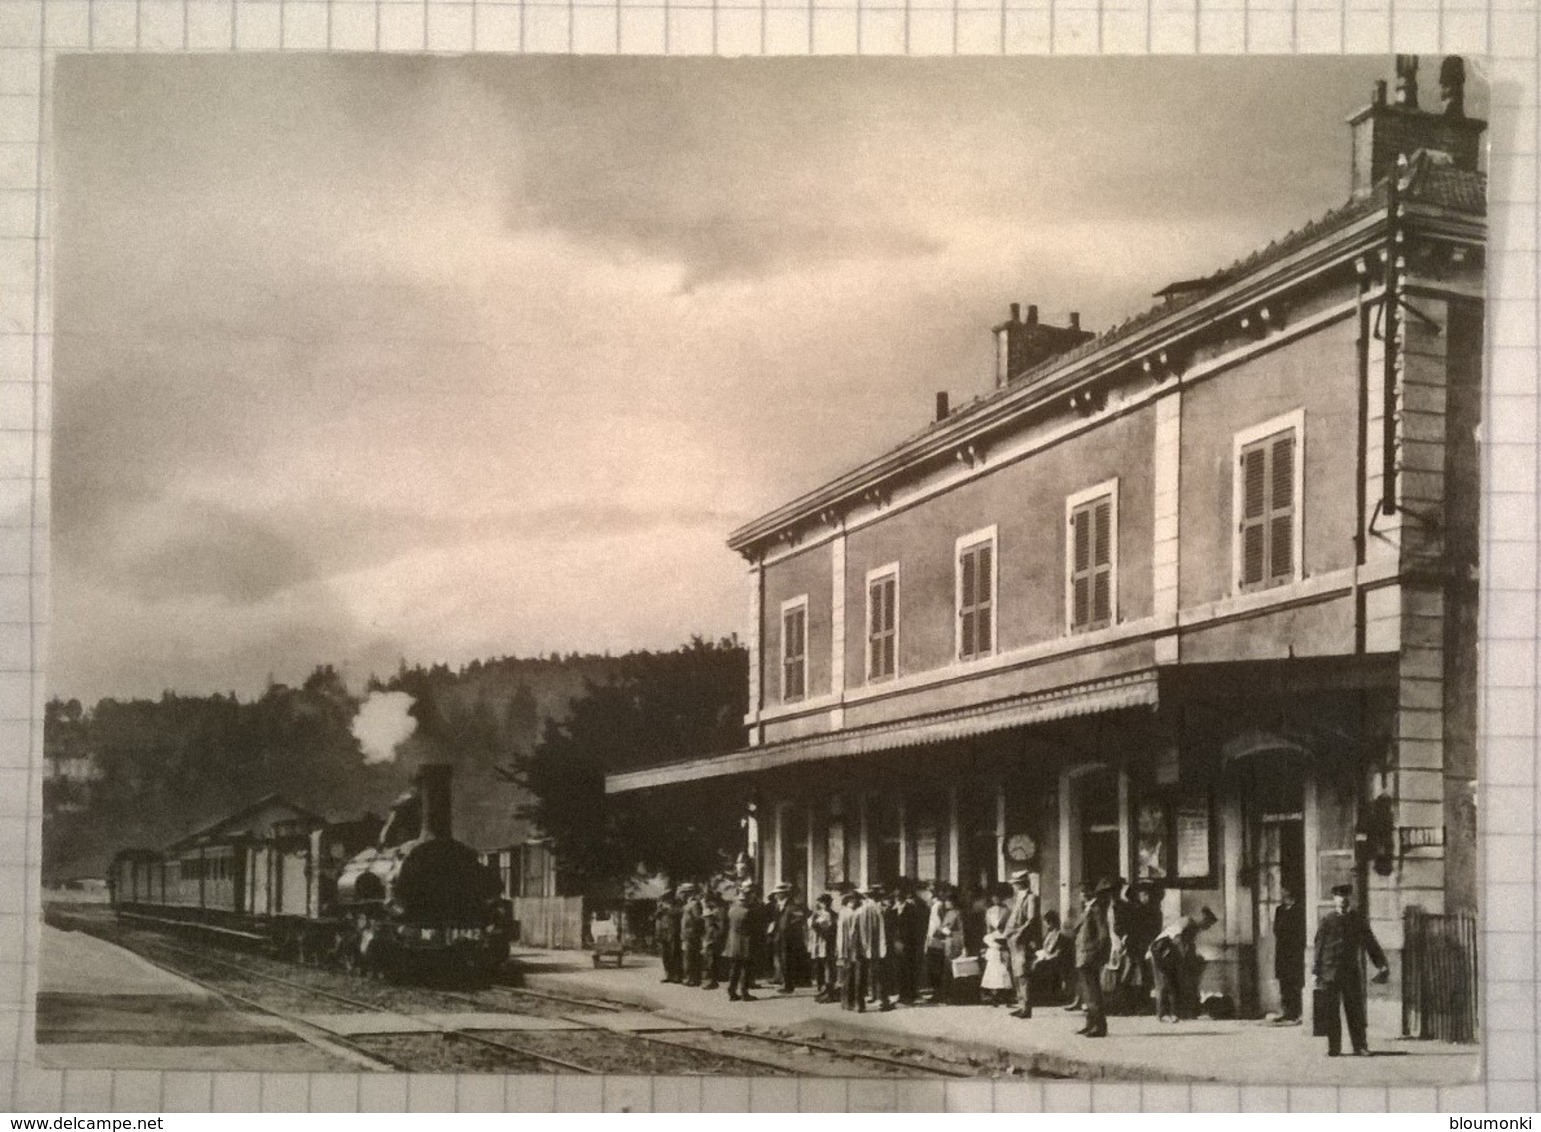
1240, 445, 1267, 586
1093, 498, 1111, 566
1092, 499, 1112, 624
1269, 433, 1295, 581
976, 546, 992, 654
959, 544, 992, 659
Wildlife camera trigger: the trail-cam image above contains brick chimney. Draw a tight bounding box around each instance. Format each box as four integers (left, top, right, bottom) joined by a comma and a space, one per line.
993, 302, 1095, 388
1348, 55, 1486, 200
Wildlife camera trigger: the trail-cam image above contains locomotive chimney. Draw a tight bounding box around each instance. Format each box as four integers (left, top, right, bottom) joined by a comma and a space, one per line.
416, 763, 453, 840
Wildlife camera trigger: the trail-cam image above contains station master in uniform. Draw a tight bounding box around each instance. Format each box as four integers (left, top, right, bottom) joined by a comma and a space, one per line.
1313, 882, 1390, 1056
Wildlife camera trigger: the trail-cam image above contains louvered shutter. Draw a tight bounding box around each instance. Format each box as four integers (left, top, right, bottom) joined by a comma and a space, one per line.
1092, 497, 1112, 625
1268, 432, 1295, 581
1071, 507, 1091, 628
959, 547, 977, 658
975, 545, 992, 654
1239, 444, 1268, 586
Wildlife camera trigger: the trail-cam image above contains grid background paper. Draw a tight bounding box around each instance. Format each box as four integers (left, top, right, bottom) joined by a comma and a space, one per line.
0, 5, 1535, 1113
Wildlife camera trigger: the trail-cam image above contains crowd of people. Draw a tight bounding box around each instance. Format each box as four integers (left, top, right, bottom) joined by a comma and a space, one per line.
650, 869, 1228, 1039
651, 872, 1388, 1054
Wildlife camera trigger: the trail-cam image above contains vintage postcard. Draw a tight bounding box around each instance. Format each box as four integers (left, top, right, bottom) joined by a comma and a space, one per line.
39, 53, 1485, 1087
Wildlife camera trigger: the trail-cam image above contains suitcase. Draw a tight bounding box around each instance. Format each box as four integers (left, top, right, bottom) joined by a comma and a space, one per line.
1311, 986, 1332, 1037
951, 955, 983, 979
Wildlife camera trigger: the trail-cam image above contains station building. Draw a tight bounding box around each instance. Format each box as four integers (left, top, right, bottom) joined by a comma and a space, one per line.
607, 64, 1486, 1017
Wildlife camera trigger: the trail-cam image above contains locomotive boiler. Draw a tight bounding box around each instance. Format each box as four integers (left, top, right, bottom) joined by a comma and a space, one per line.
335, 763, 510, 979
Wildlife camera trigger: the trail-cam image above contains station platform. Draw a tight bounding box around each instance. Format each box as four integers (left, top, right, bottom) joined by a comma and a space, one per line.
35, 923, 368, 1072
508, 946, 1482, 1086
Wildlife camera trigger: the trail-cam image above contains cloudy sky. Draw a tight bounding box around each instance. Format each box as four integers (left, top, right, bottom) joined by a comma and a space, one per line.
52, 53, 1410, 702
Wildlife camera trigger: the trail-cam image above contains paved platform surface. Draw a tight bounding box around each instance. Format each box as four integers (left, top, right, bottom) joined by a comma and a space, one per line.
36, 924, 365, 1072
509, 946, 1482, 1086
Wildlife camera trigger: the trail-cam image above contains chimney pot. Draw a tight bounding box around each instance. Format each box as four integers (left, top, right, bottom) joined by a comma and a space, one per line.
935, 391, 950, 422
1373, 80, 1388, 107
1026, 304, 1039, 326
1069, 312, 1081, 331
1009, 302, 1020, 323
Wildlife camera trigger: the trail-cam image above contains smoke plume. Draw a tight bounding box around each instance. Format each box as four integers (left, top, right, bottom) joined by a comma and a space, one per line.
353, 690, 417, 765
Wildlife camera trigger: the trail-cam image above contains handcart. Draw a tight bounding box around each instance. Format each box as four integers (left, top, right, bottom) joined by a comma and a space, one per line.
589, 909, 626, 968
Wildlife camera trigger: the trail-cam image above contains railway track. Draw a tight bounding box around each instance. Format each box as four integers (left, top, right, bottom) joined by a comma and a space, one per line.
479, 982, 980, 1079
55, 916, 799, 1075
54, 908, 986, 1078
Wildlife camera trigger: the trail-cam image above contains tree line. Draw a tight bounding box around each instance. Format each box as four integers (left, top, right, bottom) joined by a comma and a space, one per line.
43, 639, 747, 890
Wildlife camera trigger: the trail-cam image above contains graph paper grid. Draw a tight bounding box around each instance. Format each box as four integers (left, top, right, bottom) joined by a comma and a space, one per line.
0, 0, 1535, 1112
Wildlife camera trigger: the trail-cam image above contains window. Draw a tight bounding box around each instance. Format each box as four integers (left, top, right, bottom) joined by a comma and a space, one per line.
866, 566, 898, 682
1235, 413, 1302, 592
780, 596, 808, 702
956, 528, 997, 661
1066, 481, 1117, 633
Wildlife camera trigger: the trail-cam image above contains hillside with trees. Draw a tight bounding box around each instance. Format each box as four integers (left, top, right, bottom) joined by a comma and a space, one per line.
43, 640, 748, 887
43, 653, 614, 882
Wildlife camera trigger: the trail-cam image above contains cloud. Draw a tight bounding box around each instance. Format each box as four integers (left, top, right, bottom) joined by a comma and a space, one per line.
48, 54, 1402, 703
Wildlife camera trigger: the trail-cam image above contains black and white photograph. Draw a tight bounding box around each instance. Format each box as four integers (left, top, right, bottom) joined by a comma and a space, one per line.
37, 51, 1487, 1088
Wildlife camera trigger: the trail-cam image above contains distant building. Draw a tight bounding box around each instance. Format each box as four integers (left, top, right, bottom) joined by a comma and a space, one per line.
609, 60, 1485, 1016
43, 751, 101, 815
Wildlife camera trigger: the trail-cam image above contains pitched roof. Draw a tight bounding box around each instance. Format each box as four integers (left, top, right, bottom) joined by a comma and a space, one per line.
166, 793, 324, 852
728, 157, 1484, 555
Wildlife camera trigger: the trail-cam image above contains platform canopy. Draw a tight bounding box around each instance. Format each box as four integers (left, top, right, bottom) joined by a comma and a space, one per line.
605, 670, 1159, 794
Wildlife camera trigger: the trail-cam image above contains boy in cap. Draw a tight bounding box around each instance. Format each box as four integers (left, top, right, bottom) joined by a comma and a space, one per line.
1313, 883, 1389, 1056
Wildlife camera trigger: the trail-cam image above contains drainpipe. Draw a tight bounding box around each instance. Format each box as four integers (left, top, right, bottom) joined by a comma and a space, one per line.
1381, 159, 1403, 519
1355, 258, 1372, 655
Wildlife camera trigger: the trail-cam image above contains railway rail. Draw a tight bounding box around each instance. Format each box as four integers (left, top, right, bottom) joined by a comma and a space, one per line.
52, 906, 987, 1077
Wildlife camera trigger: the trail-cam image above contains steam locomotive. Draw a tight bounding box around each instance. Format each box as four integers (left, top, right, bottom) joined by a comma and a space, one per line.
108, 763, 512, 981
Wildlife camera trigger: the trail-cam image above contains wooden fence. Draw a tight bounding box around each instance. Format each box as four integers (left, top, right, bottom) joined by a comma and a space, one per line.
1401, 907, 1478, 1043
511, 896, 586, 950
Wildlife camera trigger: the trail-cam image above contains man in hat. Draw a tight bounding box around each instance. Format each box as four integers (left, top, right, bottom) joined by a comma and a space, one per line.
853, 884, 892, 1012
1002, 869, 1041, 1019
702, 888, 726, 991
806, 892, 838, 1002
767, 881, 801, 994
1151, 905, 1218, 1022
655, 887, 683, 985
892, 881, 927, 1004
1273, 885, 1306, 1023
678, 883, 705, 987
724, 884, 758, 1002
739, 880, 764, 992
1074, 879, 1113, 1037
1313, 883, 1389, 1056
836, 889, 864, 1011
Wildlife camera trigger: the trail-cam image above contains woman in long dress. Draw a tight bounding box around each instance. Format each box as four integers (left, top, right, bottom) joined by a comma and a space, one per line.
980, 884, 1016, 1006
